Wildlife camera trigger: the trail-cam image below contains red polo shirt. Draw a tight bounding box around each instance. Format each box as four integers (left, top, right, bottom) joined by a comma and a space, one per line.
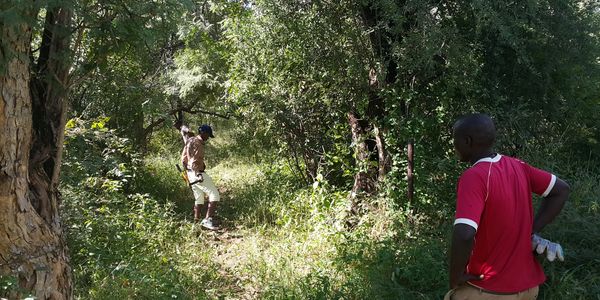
454, 154, 556, 293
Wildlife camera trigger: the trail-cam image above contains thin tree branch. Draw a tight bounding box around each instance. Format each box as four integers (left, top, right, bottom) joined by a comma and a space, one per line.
184, 108, 230, 119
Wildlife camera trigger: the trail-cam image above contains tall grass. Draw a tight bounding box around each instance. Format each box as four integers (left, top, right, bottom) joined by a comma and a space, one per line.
62, 124, 600, 299
535, 170, 600, 300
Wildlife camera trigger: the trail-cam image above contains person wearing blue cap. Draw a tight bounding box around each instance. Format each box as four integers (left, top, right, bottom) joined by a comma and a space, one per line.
178, 122, 220, 230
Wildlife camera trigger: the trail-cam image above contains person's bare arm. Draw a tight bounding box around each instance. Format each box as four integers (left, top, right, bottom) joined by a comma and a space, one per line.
449, 224, 481, 288
533, 178, 569, 233
179, 125, 192, 144
181, 146, 188, 169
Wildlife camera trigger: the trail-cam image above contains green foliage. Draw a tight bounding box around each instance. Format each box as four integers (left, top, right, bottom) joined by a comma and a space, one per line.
63, 117, 136, 193
224, 0, 371, 181
62, 118, 209, 298
533, 165, 600, 299
0, 274, 35, 298
461, 0, 600, 160
132, 154, 191, 215
67, 0, 191, 146
207, 153, 452, 299
365, 0, 600, 215
172, 1, 229, 102
62, 117, 600, 299
64, 189, 196, 298
56, 0, 600, 298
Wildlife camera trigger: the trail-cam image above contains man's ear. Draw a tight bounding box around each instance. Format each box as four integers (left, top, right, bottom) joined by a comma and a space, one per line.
465, 136, 473, 147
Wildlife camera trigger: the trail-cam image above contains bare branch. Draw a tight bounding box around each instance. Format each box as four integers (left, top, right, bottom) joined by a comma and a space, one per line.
184, 108, 230, 119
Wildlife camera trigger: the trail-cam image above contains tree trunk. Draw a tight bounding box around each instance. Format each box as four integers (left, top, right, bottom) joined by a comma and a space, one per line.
374, 125, 389, 182
367, 68, 391, 184
0, 4, 73, 299
357, 2, 399, 190
348, 111, 375, 197
407, 139, 414, 203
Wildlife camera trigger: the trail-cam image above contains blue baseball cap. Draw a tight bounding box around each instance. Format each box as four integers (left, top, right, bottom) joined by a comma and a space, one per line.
198, 124, 215, 138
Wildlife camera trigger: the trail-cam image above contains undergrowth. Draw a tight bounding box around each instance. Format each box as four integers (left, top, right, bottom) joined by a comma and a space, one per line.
61, 121, 600, 299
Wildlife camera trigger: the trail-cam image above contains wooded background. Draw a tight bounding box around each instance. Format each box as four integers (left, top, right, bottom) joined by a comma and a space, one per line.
1, 0, 599, 299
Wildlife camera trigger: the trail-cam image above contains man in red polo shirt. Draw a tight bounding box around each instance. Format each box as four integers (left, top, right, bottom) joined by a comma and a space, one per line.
446, 114, 570, 299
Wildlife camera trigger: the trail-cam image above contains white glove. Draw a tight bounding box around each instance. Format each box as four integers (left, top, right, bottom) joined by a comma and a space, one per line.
531, 234, 564, 262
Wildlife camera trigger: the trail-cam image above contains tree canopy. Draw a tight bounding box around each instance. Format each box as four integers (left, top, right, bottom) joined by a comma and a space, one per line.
1, 0, 599, 298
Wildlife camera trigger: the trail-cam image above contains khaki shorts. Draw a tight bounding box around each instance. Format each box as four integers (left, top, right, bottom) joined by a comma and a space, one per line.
187, 171, 220, 205
444, 284, 539, 300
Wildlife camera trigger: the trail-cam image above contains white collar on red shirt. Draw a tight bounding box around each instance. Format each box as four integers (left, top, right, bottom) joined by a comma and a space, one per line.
473, 153, 502, 166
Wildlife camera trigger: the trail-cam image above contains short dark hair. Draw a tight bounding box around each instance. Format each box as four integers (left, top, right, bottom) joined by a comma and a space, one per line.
454, 113, 496, 147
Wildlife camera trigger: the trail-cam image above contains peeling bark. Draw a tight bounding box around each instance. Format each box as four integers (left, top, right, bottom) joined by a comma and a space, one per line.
374, 125, 390, 182
367, 69, 390, 184
346, 2, 399, 197
348, 111, 376, 196
0, 3, 73, 299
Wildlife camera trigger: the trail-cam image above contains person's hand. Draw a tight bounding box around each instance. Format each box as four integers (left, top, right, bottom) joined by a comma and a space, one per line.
532, 234, 564, 262
195, 172, 204, 183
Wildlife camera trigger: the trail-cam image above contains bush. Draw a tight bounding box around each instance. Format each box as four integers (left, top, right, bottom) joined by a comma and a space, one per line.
60, 117, 600, 299
62, 118, 211, 298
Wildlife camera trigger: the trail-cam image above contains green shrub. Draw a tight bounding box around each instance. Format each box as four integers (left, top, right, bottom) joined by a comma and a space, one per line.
61, 117, 600, 299
62, 118, 211, 299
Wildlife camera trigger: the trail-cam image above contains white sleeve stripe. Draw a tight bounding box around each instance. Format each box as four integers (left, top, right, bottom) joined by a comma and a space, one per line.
541, 174, 557, 197
454, 218, 478, 230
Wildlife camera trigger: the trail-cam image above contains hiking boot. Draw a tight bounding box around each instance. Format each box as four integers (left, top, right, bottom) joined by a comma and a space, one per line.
200, 217, 218, 230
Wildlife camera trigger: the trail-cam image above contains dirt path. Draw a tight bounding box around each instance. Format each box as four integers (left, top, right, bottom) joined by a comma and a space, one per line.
189, 184, 263, 299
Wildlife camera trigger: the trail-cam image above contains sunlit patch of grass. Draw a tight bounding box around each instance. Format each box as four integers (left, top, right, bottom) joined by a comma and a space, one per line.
68, 143, 600, 299
135, 155, 191, 214
210, 228, 343, 298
